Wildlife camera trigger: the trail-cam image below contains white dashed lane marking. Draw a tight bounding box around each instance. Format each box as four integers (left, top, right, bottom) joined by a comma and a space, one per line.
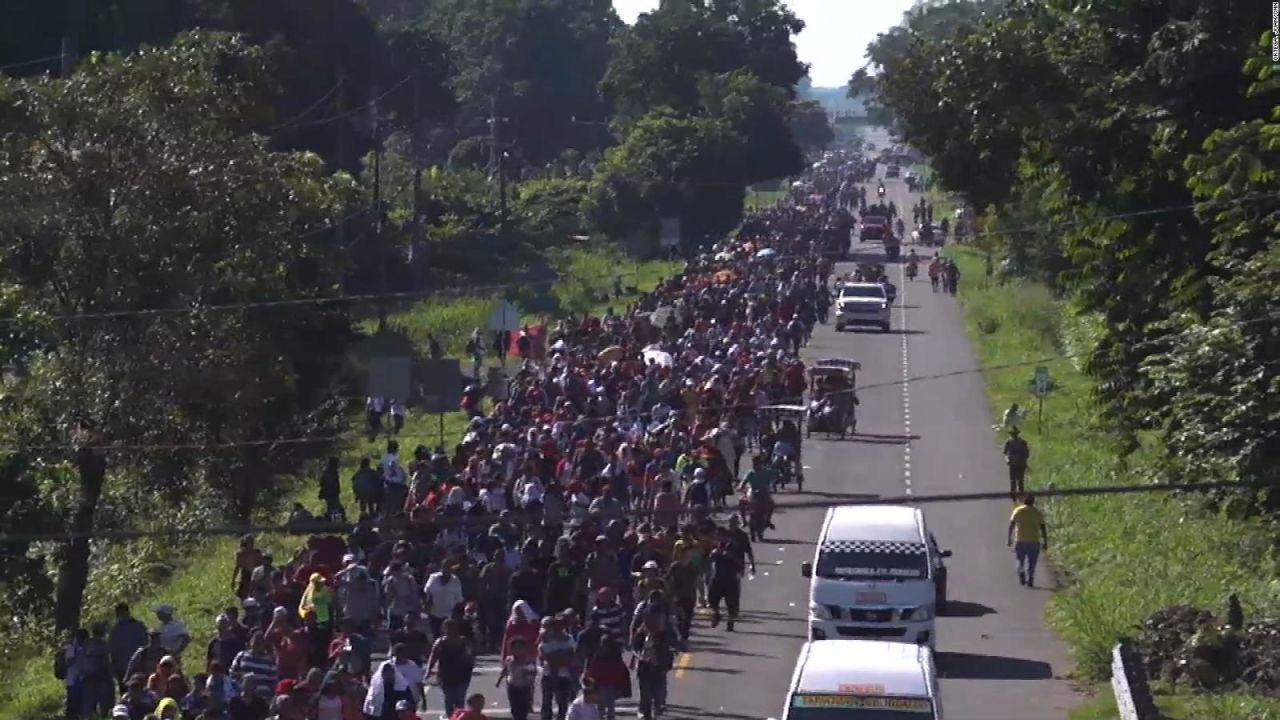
899, 259, 912, 495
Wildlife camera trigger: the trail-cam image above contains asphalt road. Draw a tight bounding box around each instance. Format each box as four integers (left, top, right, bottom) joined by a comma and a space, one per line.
415, 133, 1080, 719
661, 138, 1081, 720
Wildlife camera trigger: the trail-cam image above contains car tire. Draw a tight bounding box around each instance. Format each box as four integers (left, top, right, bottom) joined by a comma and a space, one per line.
880, 323, 890, 333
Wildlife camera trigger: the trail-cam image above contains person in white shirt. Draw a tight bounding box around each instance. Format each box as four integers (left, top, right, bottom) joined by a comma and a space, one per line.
479, 480, 508, 513
567, 682, 603, 720
423, 564, 465, 638
381, 440, 407, 516
153, 604, 190, 659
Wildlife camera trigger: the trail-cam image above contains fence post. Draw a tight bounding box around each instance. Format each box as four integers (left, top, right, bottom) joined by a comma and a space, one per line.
1112, 638, 1160, 720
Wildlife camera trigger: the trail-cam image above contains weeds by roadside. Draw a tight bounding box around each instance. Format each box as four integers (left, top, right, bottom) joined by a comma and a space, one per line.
946, 245, 1280, 720
0, 243, 680, 720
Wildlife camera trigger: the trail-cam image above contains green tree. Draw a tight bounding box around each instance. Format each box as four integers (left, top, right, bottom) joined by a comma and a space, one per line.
1140, 39, 1280, 505
585, 109, 746, 248
788, 100, 835, 153
425, 0, 618, 166
0, 32, 357, 629
602, 0, 806, 115
698, 70, 804, 184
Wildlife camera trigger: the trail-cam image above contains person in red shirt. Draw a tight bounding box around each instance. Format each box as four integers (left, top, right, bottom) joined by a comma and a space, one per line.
450, 693, 489, 720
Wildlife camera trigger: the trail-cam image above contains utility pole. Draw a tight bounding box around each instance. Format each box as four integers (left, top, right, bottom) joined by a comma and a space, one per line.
410, 79, 423, 266
371, 88, 388, 331
488, 97, 509, 220
335, 66, 346, 248
59, 36, 75, 77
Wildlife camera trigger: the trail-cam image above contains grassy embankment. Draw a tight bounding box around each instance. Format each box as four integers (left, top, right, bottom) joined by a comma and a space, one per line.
945, 245, 1280, 720
0, 243, 680, 720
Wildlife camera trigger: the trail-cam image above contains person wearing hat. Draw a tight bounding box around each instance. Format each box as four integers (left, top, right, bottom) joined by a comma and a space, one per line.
152, 604, 189, 659
1002, 426, 1030, 498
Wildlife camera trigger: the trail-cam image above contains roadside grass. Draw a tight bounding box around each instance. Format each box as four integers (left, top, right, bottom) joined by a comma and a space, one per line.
1071, 682, 1280, 720
0, 243, 680, 720
746, 189, 785, 209
947, 245, 1280, 719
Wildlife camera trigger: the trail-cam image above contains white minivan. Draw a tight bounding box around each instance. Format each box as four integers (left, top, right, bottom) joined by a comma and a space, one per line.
801, 505, 951, 648
783, 640, 943, 720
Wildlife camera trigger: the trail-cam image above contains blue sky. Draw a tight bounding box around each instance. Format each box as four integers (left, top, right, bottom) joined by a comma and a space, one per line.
611, 0, 918, 87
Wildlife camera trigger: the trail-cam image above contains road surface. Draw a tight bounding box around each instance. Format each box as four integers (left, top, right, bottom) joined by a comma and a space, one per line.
662, 135, 1080, 719
413, 132, 1080, 719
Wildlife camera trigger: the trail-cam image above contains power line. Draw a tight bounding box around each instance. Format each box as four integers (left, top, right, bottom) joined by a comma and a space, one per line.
2, 185, 1273, 327
0, 257, 673, 325
0, 53, 64, 72
269, 80, 343, 131
0, 480, 1263, 543
5, 304, 1277, 454
275, 75, 413, 132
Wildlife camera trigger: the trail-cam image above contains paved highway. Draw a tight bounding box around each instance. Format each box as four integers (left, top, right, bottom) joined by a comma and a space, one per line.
662, 138, 1080, 719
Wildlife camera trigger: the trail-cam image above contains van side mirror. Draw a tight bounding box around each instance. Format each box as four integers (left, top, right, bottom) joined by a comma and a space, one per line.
941, 550, 953, 558
801, 561, 813, 579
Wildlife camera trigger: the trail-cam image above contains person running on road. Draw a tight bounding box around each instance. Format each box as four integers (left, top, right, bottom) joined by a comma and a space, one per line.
928, 256, 942, 292
1007, 494, 1049, 587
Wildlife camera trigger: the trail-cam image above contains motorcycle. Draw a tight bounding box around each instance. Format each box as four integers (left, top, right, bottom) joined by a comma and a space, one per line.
906, 261, 918, 280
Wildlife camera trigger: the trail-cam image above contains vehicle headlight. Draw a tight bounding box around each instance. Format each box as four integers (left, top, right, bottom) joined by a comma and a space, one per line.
879, 303, 888, 310
809, 602, 833, 620
903, 604, 935, 622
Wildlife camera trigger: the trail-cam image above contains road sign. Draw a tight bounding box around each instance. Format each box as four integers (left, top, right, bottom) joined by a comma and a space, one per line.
659, 217, 681, 248
487, 300, 520, 332
1033, 366, 1050, 397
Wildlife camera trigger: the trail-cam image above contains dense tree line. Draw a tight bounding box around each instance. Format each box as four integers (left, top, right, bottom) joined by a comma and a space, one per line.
0, 0, 830, 632
861, 0, 1278, 506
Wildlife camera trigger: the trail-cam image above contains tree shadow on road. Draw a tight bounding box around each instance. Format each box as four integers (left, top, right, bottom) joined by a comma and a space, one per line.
764, 537, 816, 546
940, 600, 996, 618
792, 490, 881, 501
936, 652, 1052, 680
848, 432, 920, 444
726, 628, 803, 640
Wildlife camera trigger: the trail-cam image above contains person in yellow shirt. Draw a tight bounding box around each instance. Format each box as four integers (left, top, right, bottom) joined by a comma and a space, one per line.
1006, 494, 1049, 587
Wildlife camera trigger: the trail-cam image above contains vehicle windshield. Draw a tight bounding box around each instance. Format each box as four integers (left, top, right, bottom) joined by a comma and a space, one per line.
840, 286, 885, 299
789, 694, 935, 720
815, 548, 929, 580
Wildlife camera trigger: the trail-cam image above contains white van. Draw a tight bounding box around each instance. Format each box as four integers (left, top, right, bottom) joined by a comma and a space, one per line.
801, 505, 951, 647
783, 640, 942, 719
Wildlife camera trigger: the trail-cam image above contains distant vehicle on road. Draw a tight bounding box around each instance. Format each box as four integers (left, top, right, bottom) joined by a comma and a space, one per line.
782, 639, 942, 720
885, 164, 901, 178
859, 215, 889, 242
834, 283, 890, 333
801, 504, 952, 647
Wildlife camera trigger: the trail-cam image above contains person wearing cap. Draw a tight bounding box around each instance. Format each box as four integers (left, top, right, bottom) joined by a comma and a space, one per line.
152, 604, 189, 659
1003, 426, 1030, 498
206, 614, 245, 671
